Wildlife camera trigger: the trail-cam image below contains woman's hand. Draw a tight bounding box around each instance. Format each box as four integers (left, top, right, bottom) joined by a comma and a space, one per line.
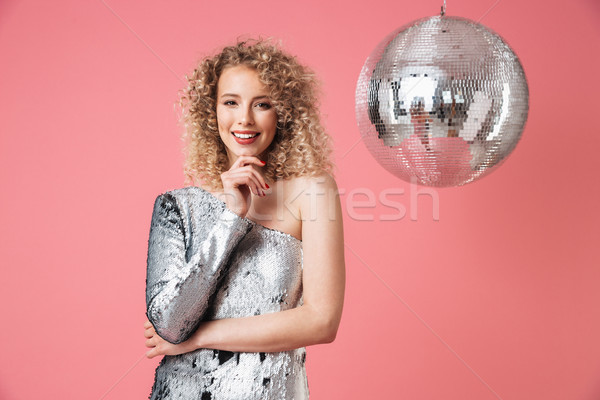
220, 155, 269, 218
144, 318, 197, 359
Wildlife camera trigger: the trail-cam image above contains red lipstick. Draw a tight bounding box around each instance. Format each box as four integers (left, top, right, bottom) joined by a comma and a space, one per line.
231, 130, 261, 144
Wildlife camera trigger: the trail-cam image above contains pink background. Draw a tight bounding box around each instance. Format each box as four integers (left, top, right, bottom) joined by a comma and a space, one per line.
1, 0, 599, 399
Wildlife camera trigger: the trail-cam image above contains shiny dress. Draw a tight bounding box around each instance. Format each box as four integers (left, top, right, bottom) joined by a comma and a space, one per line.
146, 186, 308, 400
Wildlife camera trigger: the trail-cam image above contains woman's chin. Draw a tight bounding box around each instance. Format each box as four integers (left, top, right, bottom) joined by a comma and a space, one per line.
235, 147, 263, 157
235, 151, 257, 158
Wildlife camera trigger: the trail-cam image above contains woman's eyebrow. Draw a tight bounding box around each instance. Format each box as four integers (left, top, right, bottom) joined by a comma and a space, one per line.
220, 93, 270, 100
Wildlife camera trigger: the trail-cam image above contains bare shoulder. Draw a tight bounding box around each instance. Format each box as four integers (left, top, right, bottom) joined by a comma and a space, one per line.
291, 171, 339, 195
290, 172, 341, 222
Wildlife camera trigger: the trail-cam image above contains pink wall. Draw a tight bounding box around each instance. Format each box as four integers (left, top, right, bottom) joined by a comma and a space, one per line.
1, 0, 599, 399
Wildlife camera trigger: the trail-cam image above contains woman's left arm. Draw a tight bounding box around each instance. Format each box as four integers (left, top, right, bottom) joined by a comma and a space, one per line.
145, 173, 346, 357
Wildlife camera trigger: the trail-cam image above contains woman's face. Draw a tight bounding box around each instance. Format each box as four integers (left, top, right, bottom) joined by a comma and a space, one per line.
216, 65, 277, 166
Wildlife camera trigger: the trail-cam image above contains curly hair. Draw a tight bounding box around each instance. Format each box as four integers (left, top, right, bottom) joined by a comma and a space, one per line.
176, 38, 336, 191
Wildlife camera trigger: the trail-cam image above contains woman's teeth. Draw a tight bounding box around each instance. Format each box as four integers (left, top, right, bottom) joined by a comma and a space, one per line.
232, 132, 259, 139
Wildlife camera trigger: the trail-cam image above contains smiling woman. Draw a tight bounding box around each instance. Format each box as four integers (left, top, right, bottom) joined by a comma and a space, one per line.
179, 39, 334, 193
216, 66, 278, 168
143, 39, 345, 400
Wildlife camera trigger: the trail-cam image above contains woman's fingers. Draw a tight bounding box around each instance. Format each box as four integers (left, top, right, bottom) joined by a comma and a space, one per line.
220, 155, 269, 215
227, 170, 265, 196
230, 155, 266, 171
144, 318, 160, 358
240, 165, 268, 191
144, 327, 191, 358
229, 157, 268, 189
223, 168, 266, 196
144, 319, 156, 338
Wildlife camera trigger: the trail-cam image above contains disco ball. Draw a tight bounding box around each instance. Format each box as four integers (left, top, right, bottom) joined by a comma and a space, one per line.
355, 15, 529, 187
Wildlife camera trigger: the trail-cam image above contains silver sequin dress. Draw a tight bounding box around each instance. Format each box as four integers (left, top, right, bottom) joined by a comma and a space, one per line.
145, 186, 308, 400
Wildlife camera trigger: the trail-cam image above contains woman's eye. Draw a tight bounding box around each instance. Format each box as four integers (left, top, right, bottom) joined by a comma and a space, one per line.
256, 102, 272, 109
224, 100, 237, 106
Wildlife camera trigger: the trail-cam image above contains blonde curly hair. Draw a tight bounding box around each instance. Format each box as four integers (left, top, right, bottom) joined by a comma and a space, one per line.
177, 38, 336, 191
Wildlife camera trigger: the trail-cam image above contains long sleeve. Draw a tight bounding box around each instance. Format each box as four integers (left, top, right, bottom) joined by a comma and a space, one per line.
145, 192, 253, 344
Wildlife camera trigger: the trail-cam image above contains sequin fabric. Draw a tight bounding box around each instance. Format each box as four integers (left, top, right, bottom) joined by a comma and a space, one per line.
146, 186, 308, 399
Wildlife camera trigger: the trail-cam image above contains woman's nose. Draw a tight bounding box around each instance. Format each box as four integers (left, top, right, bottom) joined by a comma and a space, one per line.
239, 107, 255, 125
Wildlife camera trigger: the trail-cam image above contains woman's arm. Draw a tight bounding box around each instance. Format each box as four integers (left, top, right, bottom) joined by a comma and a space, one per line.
146, 192, 253, 344
145, 174, 345, 356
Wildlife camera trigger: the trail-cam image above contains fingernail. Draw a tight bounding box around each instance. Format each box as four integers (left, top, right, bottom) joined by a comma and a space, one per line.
261, 160, 266, 164
265, 183, 269, 189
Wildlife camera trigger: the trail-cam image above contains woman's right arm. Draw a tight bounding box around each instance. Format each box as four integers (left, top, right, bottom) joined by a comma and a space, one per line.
145, 192, 252, 344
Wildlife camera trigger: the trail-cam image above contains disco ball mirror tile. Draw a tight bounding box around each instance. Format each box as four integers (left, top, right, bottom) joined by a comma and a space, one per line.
355, 15, 529, 187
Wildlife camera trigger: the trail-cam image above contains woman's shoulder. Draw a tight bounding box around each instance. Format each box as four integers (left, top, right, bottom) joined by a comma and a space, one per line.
290, 171, 339, 194
154, 186, 223, 214
154, 186, 202, 202
160, 185, 222, 198
288, 172, 340, 220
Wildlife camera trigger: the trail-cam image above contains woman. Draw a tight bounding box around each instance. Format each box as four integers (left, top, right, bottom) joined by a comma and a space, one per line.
143, 39, 345, 399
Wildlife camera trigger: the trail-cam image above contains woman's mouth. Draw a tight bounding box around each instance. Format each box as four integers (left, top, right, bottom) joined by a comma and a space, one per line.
232, 131, 260, 144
